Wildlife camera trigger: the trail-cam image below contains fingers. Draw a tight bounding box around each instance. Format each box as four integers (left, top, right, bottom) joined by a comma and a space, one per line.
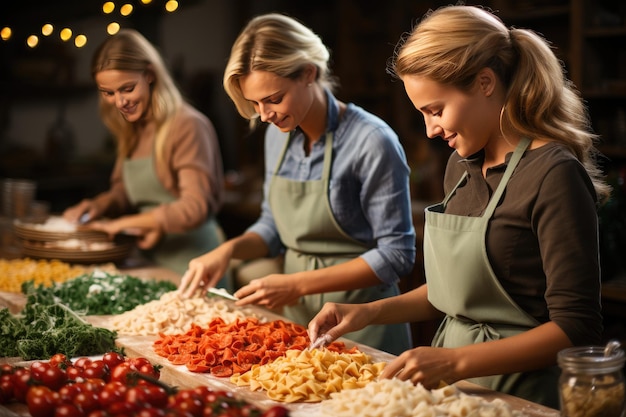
380, 356, 405, 380
179, 269, 206, 299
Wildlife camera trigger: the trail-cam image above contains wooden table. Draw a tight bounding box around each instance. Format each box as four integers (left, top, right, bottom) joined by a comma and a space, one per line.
0, 265, 560, 417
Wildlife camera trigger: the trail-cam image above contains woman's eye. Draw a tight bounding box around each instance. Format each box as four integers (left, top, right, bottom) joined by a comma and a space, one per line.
268, 96, 282, 105
432, 110, 442, 117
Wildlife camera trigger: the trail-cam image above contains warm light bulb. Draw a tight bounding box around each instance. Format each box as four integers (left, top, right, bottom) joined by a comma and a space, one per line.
74, 34, 87, 47
120, 4, 134, 16
41, 24, 54, 36
107, 22, 120, 35
60, 28, 72, 41
102, 1, 115, 14
141, 0, 152, 4
165, 0, 178, 12
27, 35, 39, 48
1, 27, 11, 41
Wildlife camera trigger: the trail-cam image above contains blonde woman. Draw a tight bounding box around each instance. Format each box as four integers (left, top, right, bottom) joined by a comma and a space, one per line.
179, 13, 415, 355
64, 29, 225, 276
308, 5, 608, 407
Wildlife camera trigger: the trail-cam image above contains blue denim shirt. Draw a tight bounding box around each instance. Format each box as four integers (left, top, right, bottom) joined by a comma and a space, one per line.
247, 91, 416, 285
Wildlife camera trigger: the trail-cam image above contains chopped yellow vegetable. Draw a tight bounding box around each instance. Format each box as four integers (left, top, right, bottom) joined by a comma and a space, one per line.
0, 258, 90, 293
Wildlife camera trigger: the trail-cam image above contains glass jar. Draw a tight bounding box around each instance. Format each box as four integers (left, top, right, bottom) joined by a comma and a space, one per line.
558, 344, 625, 417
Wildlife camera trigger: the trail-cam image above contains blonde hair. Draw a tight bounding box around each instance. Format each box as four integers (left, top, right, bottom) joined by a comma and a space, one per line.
91, 29, 183, 164
223, 13, 337, 122
388, 5, 610, 203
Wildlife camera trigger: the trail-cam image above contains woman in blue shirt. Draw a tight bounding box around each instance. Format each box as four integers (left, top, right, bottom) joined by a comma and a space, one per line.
178, 13, 415, 354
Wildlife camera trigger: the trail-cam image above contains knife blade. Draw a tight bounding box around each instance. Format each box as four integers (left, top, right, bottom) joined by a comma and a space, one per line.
207, 287, 239, 301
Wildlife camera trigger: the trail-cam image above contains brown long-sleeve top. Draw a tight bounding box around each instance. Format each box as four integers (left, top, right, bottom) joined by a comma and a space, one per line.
443, 141, 603, 346
92, 103, 224, 234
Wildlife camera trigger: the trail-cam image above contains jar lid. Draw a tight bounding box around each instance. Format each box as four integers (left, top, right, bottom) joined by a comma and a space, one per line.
558, 344, 625, 373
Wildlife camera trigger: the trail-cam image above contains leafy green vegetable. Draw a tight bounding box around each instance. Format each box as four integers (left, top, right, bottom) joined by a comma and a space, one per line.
26, 270, 177, 315
0, 283, 117, 360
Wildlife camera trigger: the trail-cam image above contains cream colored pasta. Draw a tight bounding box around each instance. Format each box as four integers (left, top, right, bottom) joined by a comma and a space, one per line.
109, 291, 264, 335
317, 378, 527, 417
231, 348, 385, 403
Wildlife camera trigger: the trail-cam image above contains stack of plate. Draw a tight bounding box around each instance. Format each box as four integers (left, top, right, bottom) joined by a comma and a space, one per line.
13, 216, 132, 264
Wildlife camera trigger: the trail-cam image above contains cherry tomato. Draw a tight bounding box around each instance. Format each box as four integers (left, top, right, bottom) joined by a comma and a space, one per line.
29, 361, 49, 382
73, 357, 92, 370
65, 365, 83, 382
128, 357, 151, 370
41, 365, 67, 391
261, 406, 289, 417
12, 367, 32, 402
74, 390, 99, 413
54, 403, 84, 417
0, 374, 15, 404
106, 400, 139, 415
50, 353, 72, 369
83, 360, 108, 380
172, 397, 203, 416
143, 384, 169, 408
0, 364, 14, 375
109, 362, 133, 384
26, 385, 58, 417
98, 381, 127, 408
58, 383, 82, 403
102, 351, 125, 371
136, 409, 166, 417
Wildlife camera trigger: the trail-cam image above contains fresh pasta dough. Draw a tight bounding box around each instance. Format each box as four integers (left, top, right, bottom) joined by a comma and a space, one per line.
231, 348, 385, 403
109, 291, 264, 335
317, 378, 527, 417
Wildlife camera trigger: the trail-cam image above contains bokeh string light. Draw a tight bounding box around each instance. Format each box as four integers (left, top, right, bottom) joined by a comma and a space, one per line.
1, 0, 181, 49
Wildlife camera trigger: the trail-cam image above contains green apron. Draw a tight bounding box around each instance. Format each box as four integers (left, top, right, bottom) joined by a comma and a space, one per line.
424, 137, 559, 407
123, 156, 225, 283
269, 127, 411, 355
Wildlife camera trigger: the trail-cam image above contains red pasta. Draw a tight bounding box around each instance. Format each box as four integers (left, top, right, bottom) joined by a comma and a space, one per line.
153, 317, 355, 377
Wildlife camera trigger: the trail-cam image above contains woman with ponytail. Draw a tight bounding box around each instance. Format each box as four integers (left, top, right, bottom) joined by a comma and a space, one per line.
308, 4, 608, 407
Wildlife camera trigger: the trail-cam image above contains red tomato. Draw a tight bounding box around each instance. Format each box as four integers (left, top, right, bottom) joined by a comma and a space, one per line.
125, 385, 150, 407
136, 409, 166, 417
128, 357, 151, 370
65, 366, 83, 382
143, 384, 169, 408
74, 390, 99, 413
102, 351, 125, 370
0, 374, 15, 404
29, 361, 49, 382
26, 385, 58, 417
83, 360, 108, 380
137, 363, 160, 379
98, 381, 127, 408
12, 367, 32, 402
261, 406, 289, 417
172, 397, 203, 416
109, 362, 133, 384
57, 383, 82, 403
54, 403, 84, 417
73, 357, 92, 370
41, 365, 67, 391
0, 364, 14, 375
50, 353, 71, 368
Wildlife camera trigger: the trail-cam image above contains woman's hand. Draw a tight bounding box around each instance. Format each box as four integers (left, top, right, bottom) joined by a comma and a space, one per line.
380, 346, 460, 389
307, 302, 374, 346
233, 273, 302, 310
178, 245, 232, 298
63, 200, 100, 224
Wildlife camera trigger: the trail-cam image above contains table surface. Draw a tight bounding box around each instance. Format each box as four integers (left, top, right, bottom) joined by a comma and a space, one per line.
0, 265, 560, 417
